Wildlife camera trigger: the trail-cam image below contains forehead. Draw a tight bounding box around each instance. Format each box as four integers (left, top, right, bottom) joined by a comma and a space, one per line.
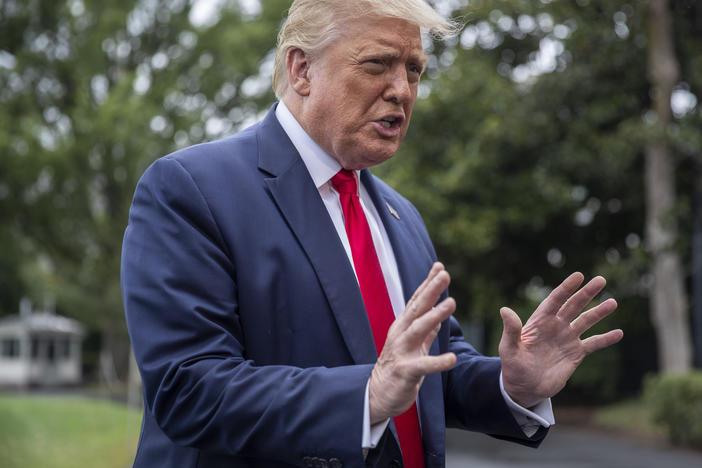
336, 16, 426, 59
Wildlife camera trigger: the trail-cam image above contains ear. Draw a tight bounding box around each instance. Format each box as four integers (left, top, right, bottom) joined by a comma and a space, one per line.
286, 48, 312, 97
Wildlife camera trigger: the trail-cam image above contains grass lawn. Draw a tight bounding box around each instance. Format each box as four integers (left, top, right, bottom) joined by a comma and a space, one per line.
592, 398, 666, 439
0, 394, 141, 468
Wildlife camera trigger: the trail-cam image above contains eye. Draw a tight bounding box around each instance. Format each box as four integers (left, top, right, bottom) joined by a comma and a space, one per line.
408, 64, 423, 75
362, 59, 386, 74
407, 64, 423, 82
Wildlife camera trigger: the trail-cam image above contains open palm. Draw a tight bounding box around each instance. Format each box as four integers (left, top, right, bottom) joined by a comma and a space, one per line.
499, 273, 623, 408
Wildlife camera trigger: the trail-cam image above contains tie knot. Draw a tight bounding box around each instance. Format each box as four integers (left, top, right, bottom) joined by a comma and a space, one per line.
331, 169, 357, 195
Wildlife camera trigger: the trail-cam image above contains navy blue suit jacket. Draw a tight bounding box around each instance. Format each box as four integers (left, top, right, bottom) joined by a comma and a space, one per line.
121, 105, 545, 468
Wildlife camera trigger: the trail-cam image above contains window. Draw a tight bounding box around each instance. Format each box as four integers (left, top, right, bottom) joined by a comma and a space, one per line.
59, 337, 72, 359
31, 337, 40, 359
1, 338, 21, 358
46, 339, 55, 363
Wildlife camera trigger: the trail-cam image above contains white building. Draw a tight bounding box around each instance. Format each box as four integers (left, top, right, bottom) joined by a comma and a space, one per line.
0, 298, 85, 387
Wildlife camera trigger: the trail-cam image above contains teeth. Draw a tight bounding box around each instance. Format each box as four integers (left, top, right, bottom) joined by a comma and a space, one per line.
380, 121, 391, 128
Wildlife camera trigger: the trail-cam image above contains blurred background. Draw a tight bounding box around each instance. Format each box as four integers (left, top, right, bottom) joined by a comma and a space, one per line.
0, 0, 701, 466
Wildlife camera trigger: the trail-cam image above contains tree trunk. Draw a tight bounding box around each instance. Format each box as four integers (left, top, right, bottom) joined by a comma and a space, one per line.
99, 332, 122, 391
645, 0, 693, 373
127, 346, 143, 409
692, 158, 702, 368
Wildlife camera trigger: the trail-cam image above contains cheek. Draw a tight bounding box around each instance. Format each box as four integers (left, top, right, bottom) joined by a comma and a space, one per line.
404, 105, 416, 129
406, 90, 418, 113
346, 79, 385, 105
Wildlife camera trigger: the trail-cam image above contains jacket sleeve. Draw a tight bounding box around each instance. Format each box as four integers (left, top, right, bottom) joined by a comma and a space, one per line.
121, 156, 372, 466
444, 317, 548, 447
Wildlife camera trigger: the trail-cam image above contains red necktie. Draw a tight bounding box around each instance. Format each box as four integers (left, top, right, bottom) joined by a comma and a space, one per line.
331, 169, 425, 468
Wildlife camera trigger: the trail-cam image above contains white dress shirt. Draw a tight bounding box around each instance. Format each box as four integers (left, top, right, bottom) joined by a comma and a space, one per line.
274, 101, 553, 450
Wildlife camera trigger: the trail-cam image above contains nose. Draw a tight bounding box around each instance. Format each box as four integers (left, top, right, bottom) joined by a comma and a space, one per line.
383, 67, 412, 104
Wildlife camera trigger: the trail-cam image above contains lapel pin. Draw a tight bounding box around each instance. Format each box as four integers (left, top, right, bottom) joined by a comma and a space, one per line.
386, 202, 400, 220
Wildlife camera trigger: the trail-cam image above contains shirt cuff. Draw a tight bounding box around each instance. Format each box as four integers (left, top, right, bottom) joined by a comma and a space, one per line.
362, 379, 391, 452
499, 371, 555, 437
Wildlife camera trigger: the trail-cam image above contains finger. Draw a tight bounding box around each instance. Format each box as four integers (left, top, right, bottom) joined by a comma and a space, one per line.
570, 298, 618, 336
582, 329, 624, 354
538, 272, 584, 315
498, 307, 523, 350
557, 276, 607, 323
407, 262, 444, 304
399, 269, 450, 329
422, 321, 443, 351
406, 297, 455, 346
397, 263, 445, 329
409, 352, 457, 377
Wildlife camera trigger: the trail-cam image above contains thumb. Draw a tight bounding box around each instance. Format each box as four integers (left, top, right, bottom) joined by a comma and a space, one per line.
499, 307, 523, 350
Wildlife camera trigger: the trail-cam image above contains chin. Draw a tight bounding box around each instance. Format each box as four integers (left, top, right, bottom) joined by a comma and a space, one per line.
342, 139, 400, 169
360, 150, 394, 168
376, 145, 400, 162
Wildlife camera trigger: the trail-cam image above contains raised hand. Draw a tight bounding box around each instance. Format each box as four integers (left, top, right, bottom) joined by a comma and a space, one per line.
499, 272, 623, 408
368, 262, 457, 424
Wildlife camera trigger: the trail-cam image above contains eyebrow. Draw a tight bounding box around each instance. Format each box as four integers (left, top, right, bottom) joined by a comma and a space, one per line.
356, 45, 428, 68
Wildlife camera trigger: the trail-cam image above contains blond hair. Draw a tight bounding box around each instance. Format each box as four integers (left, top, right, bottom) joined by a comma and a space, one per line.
272, 0, 459, 98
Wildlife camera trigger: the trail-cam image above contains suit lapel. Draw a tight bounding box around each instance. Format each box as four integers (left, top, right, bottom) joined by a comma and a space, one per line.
359, 171, 434, 316
257, 106, 444, 456
361, 171, 442, 362
361, 170, 446, 459
369, 188, 423, 300
257, 106, 378, 365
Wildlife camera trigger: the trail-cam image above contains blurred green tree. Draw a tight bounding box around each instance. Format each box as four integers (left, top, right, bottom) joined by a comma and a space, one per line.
378, 0, 701, 399
1, 0, 700, 400
0, 0, 286, 382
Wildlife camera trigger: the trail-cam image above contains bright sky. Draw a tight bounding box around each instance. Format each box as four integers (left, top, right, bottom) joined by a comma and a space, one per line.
189, 0, 261, 27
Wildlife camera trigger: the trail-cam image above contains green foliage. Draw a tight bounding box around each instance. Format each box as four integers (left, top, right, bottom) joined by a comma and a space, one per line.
0, 0, 285, 377
563, 345, 620, 402
0, 0, 700, 398
376, 0, 702, 399
644, 372, 702, 447
592, 397, 664, 439
0, 395, 141, 468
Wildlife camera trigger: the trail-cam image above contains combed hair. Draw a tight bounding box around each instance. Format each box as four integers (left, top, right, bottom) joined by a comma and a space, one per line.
272, 0, 460, 98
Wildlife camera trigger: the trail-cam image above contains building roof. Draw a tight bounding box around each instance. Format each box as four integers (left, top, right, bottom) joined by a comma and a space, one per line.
0, 312, 85, 335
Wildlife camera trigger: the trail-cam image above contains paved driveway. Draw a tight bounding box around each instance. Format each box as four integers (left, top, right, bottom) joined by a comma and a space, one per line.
446, 425, 702, 468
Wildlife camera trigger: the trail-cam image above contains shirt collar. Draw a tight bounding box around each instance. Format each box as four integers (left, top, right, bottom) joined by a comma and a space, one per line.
275, 100, 345, 190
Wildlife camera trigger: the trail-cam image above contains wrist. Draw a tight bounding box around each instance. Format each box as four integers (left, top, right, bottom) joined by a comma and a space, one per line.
368, 366, 391, 424
508, 393, 534, 409
502, 378, 539, 409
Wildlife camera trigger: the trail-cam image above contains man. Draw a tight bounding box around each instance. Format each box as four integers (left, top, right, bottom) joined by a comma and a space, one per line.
121, 1, 623, 467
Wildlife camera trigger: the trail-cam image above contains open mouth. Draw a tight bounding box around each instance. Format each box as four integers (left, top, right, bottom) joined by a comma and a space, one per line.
378, 115, 403, 129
